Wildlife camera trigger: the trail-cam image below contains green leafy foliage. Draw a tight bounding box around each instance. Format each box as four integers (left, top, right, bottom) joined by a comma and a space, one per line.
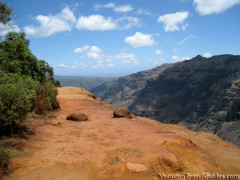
0, 71, 38, 135
0, 31, 60, 135
35, 81, 59, 115
0, 2, 12, 25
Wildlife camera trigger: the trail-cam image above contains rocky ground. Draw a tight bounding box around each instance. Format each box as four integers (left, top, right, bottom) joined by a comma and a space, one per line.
3, 87, 240, 180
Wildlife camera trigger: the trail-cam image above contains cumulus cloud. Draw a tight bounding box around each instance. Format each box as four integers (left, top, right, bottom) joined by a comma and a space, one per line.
74, 45, 103, 59
202, 52, 212, 58
194, 0, 240, 15
158, 11, 189, 32
76, 15, 116, 31
114, 52, 139, 64
125, 32, 156, 48
155, 50, 163, 55
94, 3, 133, 13
172, 56, 190, 62
87, 46, 103, 59
0, 22, 20, 36
24, 6, 76, 37
74, 45, 90, 53
76, 15, 140, 31
178, 34, 197, 45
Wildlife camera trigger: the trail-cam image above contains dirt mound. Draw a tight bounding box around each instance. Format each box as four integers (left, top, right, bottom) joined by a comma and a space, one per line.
3, 87, 240, 180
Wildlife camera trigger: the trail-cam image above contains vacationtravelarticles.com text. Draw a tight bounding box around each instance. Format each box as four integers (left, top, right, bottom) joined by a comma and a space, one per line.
158, 173, 239, 179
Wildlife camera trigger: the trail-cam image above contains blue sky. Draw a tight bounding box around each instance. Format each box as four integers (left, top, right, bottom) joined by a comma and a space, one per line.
1, 0, 240, 76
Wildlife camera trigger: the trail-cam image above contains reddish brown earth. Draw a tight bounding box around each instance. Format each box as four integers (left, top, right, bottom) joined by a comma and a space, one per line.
3, 87, 240, 180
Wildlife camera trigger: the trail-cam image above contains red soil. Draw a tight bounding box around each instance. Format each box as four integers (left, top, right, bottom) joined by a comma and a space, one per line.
3, 87, 240, 180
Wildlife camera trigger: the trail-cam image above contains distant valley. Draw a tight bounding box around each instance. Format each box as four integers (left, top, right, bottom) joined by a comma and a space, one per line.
54, 75, 117, 98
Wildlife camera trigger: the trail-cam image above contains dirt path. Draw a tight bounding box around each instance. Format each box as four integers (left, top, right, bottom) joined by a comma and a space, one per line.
3, 87, 240, 180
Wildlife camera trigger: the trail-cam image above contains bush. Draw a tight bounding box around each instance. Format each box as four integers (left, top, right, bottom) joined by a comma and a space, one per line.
0, 144, 9, 174
34, 80, 59, 114
0, 71, 38, 135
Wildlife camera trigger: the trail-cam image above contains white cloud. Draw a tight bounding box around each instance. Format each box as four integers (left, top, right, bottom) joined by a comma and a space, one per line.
155, 50, 163, 55
74, 45, 90, 53
86, 46, 103, 59
158, 11, 189, 32
114, 4, 133, 13
194, 0, 240, 15
114, 52, 139, 64
136, 8, 152, 15
106, 63, 114, 67
58, 64, 70, 68
87, 52, 104, 59
89, 46, 102, 53
74, 45, 103, 59
202, 52, 212, 58
24, 6, 76, 37
178, 34, 197, 45
116, 16, 140, 30
76, 15, 116, 31
172, 56, 190, 62
94, 3, 133, 13
0, 22, 20, 36
125, 32, 156, 48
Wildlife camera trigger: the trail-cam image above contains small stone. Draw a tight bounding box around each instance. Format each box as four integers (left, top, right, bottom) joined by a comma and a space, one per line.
126, 162, 148, 173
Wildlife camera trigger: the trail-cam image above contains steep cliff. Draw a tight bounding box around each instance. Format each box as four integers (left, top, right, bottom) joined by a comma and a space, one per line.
128, 55, 240, 146
103, 63, 174, 108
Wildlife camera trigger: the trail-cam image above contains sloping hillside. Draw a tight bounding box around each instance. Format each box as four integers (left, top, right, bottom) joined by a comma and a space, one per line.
128, 55, 240, 146
103, 64, 174, 108
4, 87, 240, 180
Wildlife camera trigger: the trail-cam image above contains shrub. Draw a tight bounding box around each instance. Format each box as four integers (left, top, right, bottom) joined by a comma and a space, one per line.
0, 71, 38, 135
34, 80, 59, 114
0, 144, 9, 173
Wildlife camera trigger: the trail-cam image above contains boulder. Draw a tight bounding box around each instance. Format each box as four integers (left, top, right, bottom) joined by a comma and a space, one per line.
66, 113, 88, 121
113, 108, 131, 118
126, 162, 148, 173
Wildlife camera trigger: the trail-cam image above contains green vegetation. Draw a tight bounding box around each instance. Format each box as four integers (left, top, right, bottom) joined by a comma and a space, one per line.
0, 32, 60, 135
0, 2, 59, 175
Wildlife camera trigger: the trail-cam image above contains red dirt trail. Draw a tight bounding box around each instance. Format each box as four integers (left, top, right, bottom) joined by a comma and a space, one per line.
3, 87, 240, 180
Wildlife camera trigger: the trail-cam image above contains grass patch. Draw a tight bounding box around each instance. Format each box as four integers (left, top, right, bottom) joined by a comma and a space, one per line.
0, 137, 33, 176
203, 155, 218, 167
116, 148, 143, 158
0, 144, 10, 173
109, 156, 121, 165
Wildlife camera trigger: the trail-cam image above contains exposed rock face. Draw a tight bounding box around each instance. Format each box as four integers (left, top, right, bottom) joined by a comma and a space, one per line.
66, 113, 88, 121
129, 55, 240, 146
113, 108, 131, 118
126, 162, 148, 173
103, 63, 174, 108
104, 55, 240, 146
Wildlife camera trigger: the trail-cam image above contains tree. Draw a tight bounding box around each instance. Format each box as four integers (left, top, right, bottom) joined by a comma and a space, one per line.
0, 1, 12, 25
